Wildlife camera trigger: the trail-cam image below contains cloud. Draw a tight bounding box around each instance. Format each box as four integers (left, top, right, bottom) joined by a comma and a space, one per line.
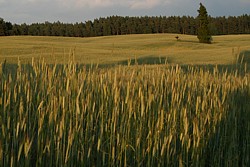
56, 0, 119, 8
56, 0, 169, 9
240, 0, 250, 4
0, 0, 249, 24
129, 0, 168, 10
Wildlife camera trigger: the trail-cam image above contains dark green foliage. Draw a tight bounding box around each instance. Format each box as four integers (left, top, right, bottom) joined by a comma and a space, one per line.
0, 14, 250, 37
197, 3, 212, 43
0, 18, 7, 36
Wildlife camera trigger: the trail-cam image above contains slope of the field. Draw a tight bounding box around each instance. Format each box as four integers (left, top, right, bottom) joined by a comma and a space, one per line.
0, 34, 250, 64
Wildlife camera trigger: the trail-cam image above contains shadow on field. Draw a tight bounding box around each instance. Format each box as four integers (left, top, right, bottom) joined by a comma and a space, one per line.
203, 87, 250, 166
0, 60, 18, 78
176, 39, 199, 44
180, 64, 250, 74
1, 56, 250, 78
237, 50, 250, 64
116, 56, 170, 65
77, 56, 173, 69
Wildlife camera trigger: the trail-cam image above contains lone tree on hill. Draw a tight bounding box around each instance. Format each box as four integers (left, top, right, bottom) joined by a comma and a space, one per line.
197, 3, 212, 44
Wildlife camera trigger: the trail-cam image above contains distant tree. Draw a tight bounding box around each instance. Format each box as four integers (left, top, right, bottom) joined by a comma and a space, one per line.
44, 22, 52, 36
29, 23, 40, 36
166, 16, 177, 33
197, 3, 212, 43
12, 24, 21, 35
175, 36, 179, 41
102, 20, 111, 36
113, 16, 121, 35
5, 22, 13, 35
74, 23, 83, 37
85, 21, 94, 37
180, 16, 189, 34
1, 14, 250, 37
154, 16, 160, 33
160, 16, 168, 33
20, 23, 28, 35
120, 22, 127, 35
93, 19, 102, 36
65, 24, 74, 37
0, 18, 6, 36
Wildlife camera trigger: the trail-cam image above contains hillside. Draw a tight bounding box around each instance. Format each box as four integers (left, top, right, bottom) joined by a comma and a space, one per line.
0, 34, 250, 65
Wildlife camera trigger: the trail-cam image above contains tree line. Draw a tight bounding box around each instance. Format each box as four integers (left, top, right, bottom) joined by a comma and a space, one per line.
0, 15, 250, 37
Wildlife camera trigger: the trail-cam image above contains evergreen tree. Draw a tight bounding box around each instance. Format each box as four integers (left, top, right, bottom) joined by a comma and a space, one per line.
0, 18, 6, 36
1, 14, 250, 37
197, 3, 212, 43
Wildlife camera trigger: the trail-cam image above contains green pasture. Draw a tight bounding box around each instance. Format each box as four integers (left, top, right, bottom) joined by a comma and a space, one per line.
0, 34, 250, 65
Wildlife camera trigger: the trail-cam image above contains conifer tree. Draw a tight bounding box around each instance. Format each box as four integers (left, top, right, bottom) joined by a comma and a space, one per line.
197, 3, 212, 43
0, 18, 6, 36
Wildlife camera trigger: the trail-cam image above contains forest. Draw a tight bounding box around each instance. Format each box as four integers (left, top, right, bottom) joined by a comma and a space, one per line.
0, 14, 250, 37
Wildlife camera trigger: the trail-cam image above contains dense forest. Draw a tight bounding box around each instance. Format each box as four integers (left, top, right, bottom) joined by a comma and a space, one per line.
0, 15, 250, 37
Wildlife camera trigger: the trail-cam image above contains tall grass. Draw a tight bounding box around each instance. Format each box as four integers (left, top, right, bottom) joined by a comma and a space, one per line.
0, 60, 249, 166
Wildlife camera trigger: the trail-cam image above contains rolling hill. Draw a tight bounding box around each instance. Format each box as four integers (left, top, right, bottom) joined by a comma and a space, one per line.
0, 34, 250, 65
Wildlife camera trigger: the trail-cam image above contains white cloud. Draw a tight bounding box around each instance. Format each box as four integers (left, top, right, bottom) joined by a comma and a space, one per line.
56, 0, 118, 8
240, 0, 250, 3
75, 0, 111, 8
129, 0, 168, 9
26, 0, 39, 2
55, 0, 170, 9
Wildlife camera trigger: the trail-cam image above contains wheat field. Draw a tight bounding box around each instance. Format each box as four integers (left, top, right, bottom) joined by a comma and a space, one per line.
0, 34, 249, 166
0, 58, 249, 166
0, 34, 250, 64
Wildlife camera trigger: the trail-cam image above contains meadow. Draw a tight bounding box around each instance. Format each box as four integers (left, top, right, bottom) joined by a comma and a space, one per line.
0, 34, 250, 65
0, 34, 249, 166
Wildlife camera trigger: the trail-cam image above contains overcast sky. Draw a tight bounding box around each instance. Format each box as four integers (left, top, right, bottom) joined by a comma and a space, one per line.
0, 0, 249, 24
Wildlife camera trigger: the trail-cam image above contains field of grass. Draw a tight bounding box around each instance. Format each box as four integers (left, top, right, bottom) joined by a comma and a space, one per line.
0, 34, 250, 166
0, 61, 249, 166
0, 34, 250, 64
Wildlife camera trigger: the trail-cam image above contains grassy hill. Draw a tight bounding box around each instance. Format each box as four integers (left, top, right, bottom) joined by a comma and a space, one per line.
0, 34, 250, 65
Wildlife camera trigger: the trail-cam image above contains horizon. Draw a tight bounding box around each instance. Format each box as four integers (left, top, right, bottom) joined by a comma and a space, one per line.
0, 0, 249, 24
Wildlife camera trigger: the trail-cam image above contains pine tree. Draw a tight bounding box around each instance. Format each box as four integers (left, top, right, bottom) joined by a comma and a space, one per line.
0, 18, 6, 36
197, 3, 212, 43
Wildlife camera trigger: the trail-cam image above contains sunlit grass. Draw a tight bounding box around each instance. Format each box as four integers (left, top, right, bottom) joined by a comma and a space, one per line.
0, 34, 250, 64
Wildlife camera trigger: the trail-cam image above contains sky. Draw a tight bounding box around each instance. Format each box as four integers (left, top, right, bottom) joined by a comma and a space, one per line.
0, 0, 249, 24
